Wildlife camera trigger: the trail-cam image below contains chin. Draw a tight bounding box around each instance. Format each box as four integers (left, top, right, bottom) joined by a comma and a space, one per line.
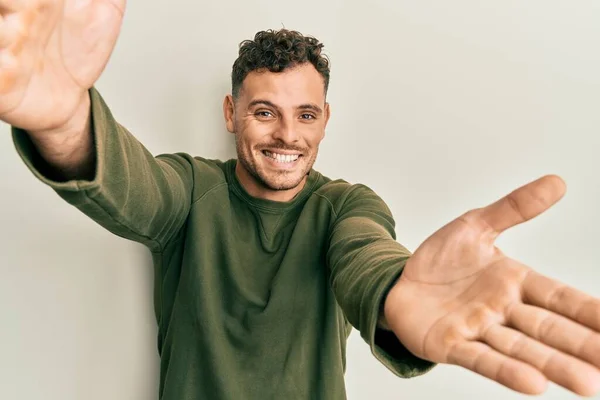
260, 173, 306, 191
238, 150, 313, 193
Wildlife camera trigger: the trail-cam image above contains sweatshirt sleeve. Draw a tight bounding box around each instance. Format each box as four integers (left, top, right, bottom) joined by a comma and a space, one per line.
327, 184, 436, 378
11, 87, 195, 252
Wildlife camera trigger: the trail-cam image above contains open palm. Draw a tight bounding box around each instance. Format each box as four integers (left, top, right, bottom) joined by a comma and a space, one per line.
385, 175, 600, 396
0, 0, 125, 131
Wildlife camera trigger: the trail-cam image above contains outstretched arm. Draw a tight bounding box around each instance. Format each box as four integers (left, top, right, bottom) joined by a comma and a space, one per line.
326, 184, 436, 378
384, 175, 600, 396
3, 1, 196, 250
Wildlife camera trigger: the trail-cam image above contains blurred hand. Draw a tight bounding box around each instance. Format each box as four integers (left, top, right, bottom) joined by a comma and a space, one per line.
0, 0, 126, 132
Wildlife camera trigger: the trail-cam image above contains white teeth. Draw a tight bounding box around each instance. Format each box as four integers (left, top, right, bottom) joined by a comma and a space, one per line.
264, 151, 300, 163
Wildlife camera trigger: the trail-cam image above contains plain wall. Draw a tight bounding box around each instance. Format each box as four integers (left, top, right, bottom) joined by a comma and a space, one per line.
1, 1, 598, 399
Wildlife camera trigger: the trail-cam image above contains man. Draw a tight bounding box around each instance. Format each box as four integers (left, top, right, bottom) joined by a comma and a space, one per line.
1, 1, 599, 399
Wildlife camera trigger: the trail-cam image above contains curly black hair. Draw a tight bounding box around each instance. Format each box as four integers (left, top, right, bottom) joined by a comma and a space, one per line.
231, 29, 330, 98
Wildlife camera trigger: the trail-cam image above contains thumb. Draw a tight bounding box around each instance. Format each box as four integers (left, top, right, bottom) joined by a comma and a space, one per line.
477, 174, 566, 236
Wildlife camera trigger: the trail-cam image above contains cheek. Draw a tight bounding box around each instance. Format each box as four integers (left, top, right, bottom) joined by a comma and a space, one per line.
239, 121, 273, 146
304, 128, 325, 148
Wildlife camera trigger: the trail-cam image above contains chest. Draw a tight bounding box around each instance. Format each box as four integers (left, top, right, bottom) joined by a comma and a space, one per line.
180, 195, 337, 319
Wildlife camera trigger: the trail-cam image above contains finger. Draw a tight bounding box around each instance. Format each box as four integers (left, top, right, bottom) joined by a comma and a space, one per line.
508, 303, 600, 369
0, 26, 12, 49
448, 341, 548, 395
483, 324, 600, 396
477, 175, 566, 236
523, 270, 600, 332
0, 14, 22, 49
0, 0, 27, 13
0, 50, 19, 93
105, 0, 127, 15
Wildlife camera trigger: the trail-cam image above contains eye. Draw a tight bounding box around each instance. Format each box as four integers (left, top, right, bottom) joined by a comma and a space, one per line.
300, 113, 316, 120
255, 110, 274, 118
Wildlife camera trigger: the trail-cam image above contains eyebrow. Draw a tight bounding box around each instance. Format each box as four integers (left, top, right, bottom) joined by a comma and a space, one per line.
248, 99, 323, 114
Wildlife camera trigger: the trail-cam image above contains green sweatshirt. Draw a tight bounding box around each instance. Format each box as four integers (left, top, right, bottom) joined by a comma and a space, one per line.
12, 88, 434, 399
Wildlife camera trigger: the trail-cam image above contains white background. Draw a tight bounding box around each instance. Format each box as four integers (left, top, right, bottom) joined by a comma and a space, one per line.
1, 1, 598, 399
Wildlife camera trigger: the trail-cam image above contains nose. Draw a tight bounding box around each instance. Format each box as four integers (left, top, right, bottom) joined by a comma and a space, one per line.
272, 117, 299, 144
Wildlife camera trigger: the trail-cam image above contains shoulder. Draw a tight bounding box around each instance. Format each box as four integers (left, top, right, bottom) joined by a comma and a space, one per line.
312, 172, 392, 218
156, 153, 230, 200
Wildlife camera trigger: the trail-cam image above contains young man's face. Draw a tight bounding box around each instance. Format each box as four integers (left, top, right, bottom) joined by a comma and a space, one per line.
224, 63, 330, 201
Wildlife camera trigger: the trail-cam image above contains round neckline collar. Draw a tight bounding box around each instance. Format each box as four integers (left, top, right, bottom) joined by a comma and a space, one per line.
225, 159, 320, 213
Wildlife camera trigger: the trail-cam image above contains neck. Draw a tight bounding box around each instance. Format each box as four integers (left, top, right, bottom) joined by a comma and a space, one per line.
235, 162, 307, 202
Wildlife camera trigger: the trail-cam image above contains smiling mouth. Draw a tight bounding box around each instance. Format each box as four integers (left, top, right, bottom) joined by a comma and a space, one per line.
262, 150, 302, 163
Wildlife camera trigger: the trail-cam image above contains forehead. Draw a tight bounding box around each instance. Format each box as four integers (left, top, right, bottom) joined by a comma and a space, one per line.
240, 63, 326, 106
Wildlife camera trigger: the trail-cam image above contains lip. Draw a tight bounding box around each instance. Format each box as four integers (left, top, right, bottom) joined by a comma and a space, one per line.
262, 149, 303, 156
260, 151, 301, 170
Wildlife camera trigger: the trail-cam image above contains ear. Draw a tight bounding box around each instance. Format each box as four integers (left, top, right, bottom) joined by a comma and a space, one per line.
324, 102, 331, 128
223, 95, 236, 133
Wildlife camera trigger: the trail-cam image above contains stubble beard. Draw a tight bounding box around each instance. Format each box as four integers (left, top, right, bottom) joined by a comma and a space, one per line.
235, 135, 316, 191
